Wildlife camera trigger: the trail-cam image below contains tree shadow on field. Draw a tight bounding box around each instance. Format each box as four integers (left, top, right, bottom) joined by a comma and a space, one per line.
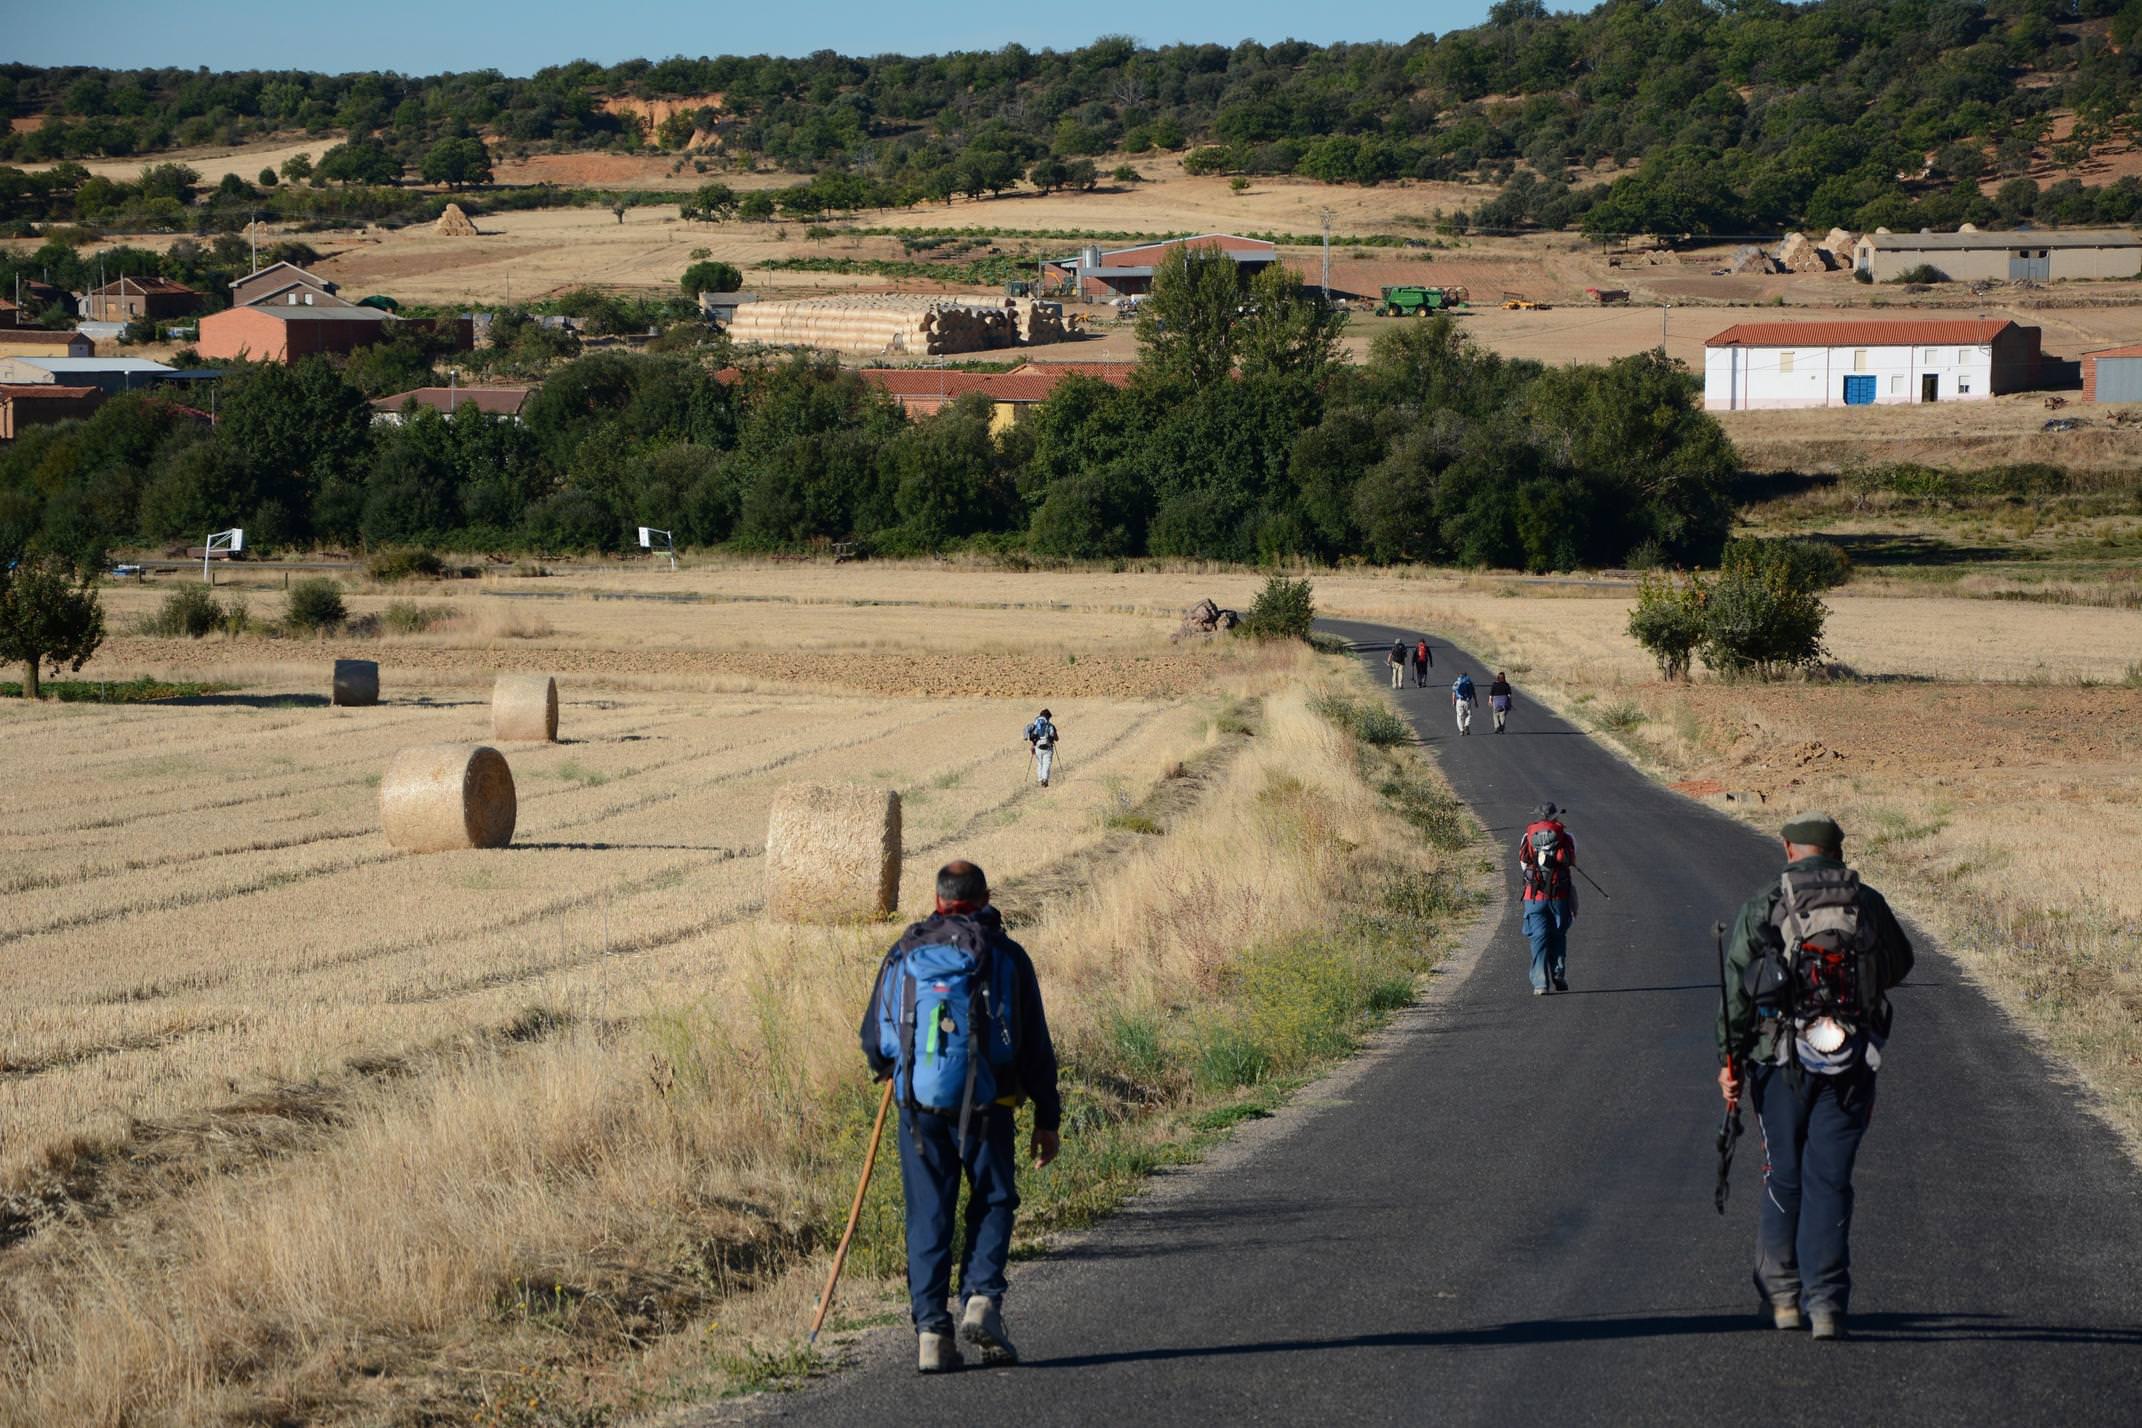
1026, 1311, 2142, 1368
507, 841, 747, 853
160, 693, 329, 708
1823, 533, 2022, 568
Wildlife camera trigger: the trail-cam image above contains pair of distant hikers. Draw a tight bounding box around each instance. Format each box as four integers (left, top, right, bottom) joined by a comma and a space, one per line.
1448, 671, 1513, 734
861, 860, 1062, 1373
1389, 638, 1433, 689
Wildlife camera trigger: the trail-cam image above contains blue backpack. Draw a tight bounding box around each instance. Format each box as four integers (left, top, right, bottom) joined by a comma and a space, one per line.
875, 917, 1020, 1139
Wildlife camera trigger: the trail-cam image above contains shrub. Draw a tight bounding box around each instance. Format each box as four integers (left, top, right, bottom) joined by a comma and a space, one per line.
1310, 692, 1411, 747
1889, 263, 1950, 284
382, 600, 450, 634
1699, 564, 1828, 679
1627, 570, 1708, 680
680, 259, 743, 296
220, 596, 252, 637
148, 584, 224, 638
367, 547, 446, 581
1236, 574, 1315, 641
285, 578, 347, 633
1721, 536, 1851, 591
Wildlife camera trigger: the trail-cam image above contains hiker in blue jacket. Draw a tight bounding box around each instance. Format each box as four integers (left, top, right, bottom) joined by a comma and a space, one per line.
861, 860, 1063, 1373
1451, 671, 1477, 735
1024, 709, 1059, 787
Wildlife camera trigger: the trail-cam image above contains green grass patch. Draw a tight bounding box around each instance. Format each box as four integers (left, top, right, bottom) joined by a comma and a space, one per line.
1, 677, 234, 703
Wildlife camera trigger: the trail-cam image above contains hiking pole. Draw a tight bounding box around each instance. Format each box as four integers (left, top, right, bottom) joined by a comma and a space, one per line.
1713, 920, 1743, 1215
1572, 863, 1612, 900
808, 1078, 895, 1346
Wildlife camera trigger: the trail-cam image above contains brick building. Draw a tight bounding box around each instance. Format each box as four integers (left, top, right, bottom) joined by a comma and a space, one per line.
82, 275, 203, 323
0, 384, 106, 440
197, 304, 390, 363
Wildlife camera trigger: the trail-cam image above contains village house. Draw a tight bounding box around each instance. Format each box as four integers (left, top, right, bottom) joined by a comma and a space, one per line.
0, 384, 106, 441
80, 275, 203, 323
1703, 319, 2042, 410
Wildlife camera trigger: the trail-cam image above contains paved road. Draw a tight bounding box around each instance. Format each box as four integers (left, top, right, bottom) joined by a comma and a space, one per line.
744, 622, 2142, 1425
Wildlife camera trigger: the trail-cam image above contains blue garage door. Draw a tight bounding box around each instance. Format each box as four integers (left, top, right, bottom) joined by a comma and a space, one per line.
1843, 374, 1877, 405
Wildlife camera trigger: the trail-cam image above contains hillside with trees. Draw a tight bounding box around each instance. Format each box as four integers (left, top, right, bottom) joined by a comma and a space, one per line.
9, 2, 2142, 236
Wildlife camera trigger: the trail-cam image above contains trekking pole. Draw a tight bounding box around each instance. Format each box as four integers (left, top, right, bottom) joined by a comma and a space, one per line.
1713, 920, 1743, 1215
1572, 863, 1612, 900
808, 1078, 895, 1346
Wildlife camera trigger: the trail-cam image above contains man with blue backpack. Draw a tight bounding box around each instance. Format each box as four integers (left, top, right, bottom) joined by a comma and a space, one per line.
862, 859, 1063, 1373
1451, 671, 1478, 735
1024, 709, 1059, 787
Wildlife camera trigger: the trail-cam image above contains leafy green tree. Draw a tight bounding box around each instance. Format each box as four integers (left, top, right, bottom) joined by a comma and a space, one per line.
1236, 263, 1345, 384
418, 136, 492, 187
1627, 569, 1708, 680
0, 551, 104, 698
680, 260, 743, 296
1135, 245, 1246, 388
685, 182, 737, 221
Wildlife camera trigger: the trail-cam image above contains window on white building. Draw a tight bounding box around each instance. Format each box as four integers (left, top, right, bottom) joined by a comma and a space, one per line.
1853, 349, 1870, 371
1778, 351, 1795, 374
1959, 379, 1971, 394
1890, 375, 1902, 394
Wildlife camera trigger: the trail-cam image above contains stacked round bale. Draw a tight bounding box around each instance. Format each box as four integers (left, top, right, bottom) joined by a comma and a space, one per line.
435, 202, 480, 237
729, 295, 1059, 357
765, 783, 902, 924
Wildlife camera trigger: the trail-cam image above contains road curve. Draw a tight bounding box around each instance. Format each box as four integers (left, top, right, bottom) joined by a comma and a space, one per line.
731, 622, 2142, 1426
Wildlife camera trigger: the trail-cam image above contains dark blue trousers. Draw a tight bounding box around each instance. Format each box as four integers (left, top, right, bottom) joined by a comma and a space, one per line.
1750, 1061, 1877, 1314
896, 1104, 1020, 1333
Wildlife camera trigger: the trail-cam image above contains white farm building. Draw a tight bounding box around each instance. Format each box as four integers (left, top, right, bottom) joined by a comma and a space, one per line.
1702, 319, 2042, 411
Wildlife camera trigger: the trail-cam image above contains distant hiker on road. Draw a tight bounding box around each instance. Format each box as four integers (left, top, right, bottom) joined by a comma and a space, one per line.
1717, 815, 1914, 1343
1451, 671, 1477, 734
863, 860, 1063, 1373
1025, 709, 1058, 787
1413, 638, 1433, 688
1518, 802, 1576, 993
1388, 639, 1408, 689
1489, 672, 1513, 733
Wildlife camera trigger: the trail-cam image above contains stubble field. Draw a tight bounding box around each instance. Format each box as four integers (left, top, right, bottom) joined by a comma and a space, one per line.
0, 562, 1478, 1425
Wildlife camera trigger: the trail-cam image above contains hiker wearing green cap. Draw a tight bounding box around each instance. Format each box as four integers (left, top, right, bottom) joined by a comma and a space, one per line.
1716, 815, 1915, 1343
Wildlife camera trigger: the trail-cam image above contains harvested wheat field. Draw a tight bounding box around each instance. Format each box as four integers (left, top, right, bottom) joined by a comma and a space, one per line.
0, 568, 1475, 1425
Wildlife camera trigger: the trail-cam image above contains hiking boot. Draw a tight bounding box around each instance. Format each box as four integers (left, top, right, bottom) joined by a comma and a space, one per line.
917, 1330, 963, 1373
1532, 986, 1548, 996
959, 1296, 1020, 1365
1810, 1310, 1846, 1341
1771, 1301, 1804, 1332
1552, 977, 1568, 992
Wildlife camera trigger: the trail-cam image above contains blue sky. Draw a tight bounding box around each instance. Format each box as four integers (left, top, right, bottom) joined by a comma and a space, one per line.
9, 1, 1538, 75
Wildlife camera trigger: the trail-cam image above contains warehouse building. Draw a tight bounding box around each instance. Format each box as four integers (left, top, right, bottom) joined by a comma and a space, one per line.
1703, 319, 2042, 410
2080, 344, 2142, 402
1043, 233, 1278, 300
1853, 227, 2142, 282
0, 355, 180, 394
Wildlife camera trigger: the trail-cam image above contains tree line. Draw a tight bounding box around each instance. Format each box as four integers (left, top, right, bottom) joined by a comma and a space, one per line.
0, 246, 1735, 574
9, 2, 2142, 234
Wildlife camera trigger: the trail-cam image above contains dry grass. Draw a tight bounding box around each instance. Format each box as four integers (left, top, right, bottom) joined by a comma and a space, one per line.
0, 650, 1466, 1425
1376, 585, 2142, 1154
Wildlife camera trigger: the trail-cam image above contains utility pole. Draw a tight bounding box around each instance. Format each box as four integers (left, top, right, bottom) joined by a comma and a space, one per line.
1661, 301, 1670, 351
1319, 207, 1333, 302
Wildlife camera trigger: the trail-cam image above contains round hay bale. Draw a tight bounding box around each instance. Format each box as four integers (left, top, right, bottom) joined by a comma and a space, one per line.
381, 744, 517, 852
764, 783, 901, 924
492, 674, 558, 742
332, 659, 379, 707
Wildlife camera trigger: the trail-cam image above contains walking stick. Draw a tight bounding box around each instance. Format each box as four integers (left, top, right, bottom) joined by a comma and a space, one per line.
1572, 863, 1612, 900
808, 1078, 895, 1345
1713, 920, 1743, 1215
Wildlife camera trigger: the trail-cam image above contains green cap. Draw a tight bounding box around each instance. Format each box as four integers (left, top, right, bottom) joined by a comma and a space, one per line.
1782, 813, 1844, 852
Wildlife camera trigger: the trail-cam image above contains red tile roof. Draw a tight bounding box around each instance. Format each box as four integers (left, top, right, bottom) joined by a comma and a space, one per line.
1706, 319, 2019, 348
1009, 360, 1137, 387
860, 369, 1061, 402
370, 385, 535, 417
0, 383, 100, 399
88, 276, 198, 297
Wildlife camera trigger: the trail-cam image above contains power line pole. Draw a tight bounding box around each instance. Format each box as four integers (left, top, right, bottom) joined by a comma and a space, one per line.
1319, 207, 1333, 301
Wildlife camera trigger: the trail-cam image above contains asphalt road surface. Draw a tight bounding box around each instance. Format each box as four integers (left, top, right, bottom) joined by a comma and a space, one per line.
740, 622, 2142, 1425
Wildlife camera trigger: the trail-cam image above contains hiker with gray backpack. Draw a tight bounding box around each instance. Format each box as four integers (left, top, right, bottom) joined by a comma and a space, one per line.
1717, 815, 1914, 1342
862, 860, 1063, 1373
1024, 709, 1059, 787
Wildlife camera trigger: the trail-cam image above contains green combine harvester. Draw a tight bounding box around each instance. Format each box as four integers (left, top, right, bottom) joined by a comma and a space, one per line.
1377, 285, 1468, 316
